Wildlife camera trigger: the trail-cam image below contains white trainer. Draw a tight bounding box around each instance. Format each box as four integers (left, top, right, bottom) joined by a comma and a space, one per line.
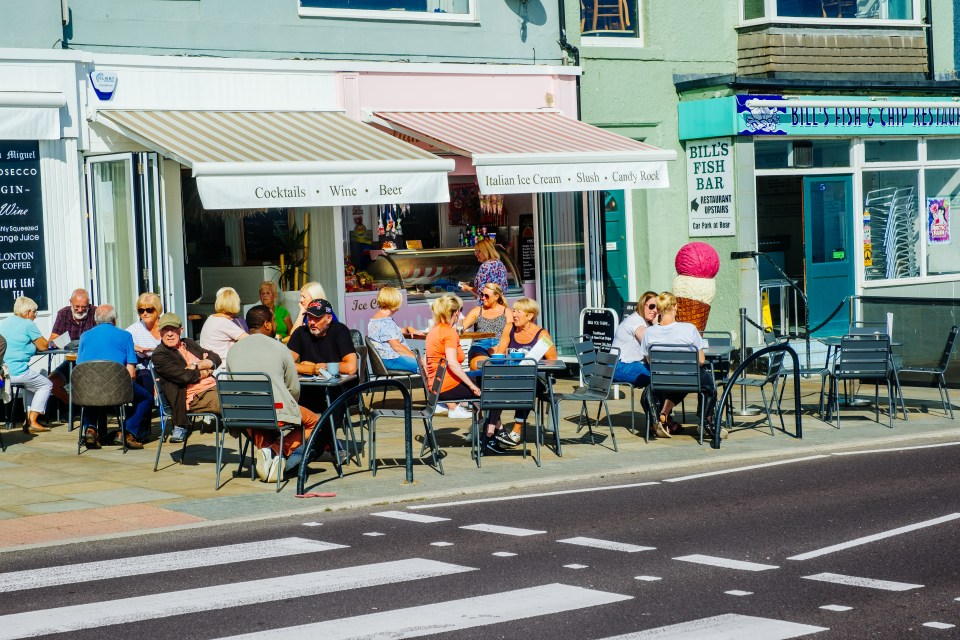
447, 406, 474, 419
433, 405, 449, 415
254, 447, 274, 482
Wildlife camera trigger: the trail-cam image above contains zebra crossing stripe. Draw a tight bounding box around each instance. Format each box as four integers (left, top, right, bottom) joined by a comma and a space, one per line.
0, 558, 474, 639
213, 583, 633, 639
673, 555, 779, 572
593, 613, 828, 639
802, 572, 923, 592
460, 524, 546, 536
558, 537, 655, 553
372, 511, 450, 523
0, 537, 346, 593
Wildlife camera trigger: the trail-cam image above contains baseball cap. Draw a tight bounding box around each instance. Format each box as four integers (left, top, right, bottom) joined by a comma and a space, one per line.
304, 298, 334, 318
158, 312, 183, 329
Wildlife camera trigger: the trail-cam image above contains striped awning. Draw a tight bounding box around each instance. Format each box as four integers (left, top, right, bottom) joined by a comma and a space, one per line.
371, 110, 676, 194
93, 110, 454, 209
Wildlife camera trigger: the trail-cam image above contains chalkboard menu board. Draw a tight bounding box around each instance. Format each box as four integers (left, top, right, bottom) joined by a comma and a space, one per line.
518, 213, 535, 281
579, 307, 618, 353
0, 141, 47, 312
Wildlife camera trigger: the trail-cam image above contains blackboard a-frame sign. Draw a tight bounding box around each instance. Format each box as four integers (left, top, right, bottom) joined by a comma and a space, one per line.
0, 141, 47, 313
579, 307, 619, 353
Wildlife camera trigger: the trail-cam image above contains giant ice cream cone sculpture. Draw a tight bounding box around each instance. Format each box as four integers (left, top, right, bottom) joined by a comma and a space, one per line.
673, 242, 720, 333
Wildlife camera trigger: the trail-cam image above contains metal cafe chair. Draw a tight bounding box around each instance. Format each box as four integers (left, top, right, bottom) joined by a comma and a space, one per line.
898, 325, 958, 419
575, 334, 642, 439
151, 365, 221, 481
368, 357, 445, 477
826, 335, 894, 430
216, 372, 303, 493
551, 347, 621, 452
72, 360, 134, 454
647, 346, 714, 445
733, 346, 787, 436
365, 336, 419, 407
472, 357, 541, 468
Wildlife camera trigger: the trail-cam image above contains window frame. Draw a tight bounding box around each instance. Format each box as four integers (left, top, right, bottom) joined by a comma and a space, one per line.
739, 0, 923, 28
580, 0, 644, 47
298, 1, 478, 23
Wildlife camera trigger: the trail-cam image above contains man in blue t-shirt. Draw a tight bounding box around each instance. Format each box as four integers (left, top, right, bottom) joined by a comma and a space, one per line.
77, 304, 153, 450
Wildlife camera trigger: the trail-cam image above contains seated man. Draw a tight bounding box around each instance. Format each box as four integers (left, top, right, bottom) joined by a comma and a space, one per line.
76, 304, 154, 450
151, 312, 221, 444
47, 288, 98, 407
287, 298, 357, 414
227, 305, 341, 482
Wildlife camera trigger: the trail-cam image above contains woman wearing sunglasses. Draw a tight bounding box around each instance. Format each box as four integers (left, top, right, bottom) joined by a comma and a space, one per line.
126, 292, 164, 393
461, 283, 512, 370
612, 291, 666, 434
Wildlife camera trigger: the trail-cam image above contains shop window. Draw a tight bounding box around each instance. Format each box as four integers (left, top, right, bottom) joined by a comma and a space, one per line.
299, 0, 475, 21
924, 168, 960, 276
754, 139, 850, 169
927, 138, 960, 162
862, 169, 920, 281
743, 0, 917, 23
580, 0, 641, 40
864, 139, 918, 163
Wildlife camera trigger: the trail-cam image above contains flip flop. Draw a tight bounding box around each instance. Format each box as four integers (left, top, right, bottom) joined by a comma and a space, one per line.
295, 492, 338, 498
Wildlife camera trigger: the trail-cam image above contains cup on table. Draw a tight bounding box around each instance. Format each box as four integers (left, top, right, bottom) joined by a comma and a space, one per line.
509, 351, 524, 361
326, 362, 340, 376
490, 353, 506, 361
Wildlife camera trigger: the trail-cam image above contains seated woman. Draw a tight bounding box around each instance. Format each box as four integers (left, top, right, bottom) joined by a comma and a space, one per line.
425, 294, 480, 423
199, 286, 248, 363
462, 283, 512, 370
490, 297, 558, 448
290, 281, 327, 334
367, 286, 420, 374
611, 290, 658, 388
638, 292, 718, 439
0, 296, 53, 434
126, 292, 163, 392
259, 280, 293, 341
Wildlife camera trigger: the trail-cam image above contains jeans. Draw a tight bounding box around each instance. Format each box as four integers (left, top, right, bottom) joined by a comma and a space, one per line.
383, 355, 419, 373
613, 360, 651, 388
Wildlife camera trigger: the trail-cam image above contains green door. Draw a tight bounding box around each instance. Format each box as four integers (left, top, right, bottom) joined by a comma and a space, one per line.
803, 176, 854, 336
601, 190, 629, 314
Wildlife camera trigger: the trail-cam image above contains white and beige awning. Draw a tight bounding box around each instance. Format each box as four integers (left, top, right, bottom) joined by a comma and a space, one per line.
93, 110, 454, 209
371, 110, 677, 194
0, 91, 65, 140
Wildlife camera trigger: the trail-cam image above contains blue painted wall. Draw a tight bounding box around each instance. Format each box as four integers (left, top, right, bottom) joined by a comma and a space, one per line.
0, 3, 64, 48
52, 0, 562, 64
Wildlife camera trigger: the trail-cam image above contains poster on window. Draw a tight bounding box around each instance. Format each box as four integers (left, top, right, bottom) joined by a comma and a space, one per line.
0, 141, 47, 313
927, 197, 951, 245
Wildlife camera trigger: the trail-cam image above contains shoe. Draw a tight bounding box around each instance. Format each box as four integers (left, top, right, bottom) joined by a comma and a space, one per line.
482, 438, 507, 455
169, 426, 188, 444
200, 416, 217, 434
84, 427, 101, 450
24, 423, 51, 434
655, 415, 673, 439
266, 456, 283, 483
123, 433, 144, 450
433, 405, 448, 415
254, 447, 274, 482
495, 429, 522, 447
704, 423, 729, 441
447, 406, 473, 419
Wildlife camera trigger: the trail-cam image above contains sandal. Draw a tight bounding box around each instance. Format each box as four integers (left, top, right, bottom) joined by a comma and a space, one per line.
24, 423, 51, 434
655, 414, 673, 439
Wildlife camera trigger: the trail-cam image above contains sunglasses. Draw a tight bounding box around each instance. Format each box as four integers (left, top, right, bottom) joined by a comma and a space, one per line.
481, 293, 493, 300
138, 307, 156, 314
646, 303, 658, 310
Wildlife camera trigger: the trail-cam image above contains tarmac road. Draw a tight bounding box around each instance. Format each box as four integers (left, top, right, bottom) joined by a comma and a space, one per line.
0, 440, 957, 639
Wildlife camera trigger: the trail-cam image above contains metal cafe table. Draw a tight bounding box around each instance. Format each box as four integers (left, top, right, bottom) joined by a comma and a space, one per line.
299, 373, 360, 467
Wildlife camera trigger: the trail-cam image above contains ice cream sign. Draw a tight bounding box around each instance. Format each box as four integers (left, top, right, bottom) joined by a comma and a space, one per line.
686, 137, 735, 237
927, 197, 951, 245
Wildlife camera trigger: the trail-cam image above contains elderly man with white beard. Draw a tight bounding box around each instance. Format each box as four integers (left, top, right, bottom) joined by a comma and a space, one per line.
47, 288, 98, 407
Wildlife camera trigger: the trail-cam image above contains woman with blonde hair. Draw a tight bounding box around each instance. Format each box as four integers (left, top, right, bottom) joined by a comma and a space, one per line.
291, 281, 327, 331
461, 282, 512, 370
425, 294, 479, 420
259, 280, 293, 340
0, 296, 53, 434
460, 237, 508, 302
126, 291, 163, 391
367, 286, 419, 374
199, 286, 248, 362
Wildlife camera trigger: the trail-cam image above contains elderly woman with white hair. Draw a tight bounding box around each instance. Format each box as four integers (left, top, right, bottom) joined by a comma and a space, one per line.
0, 296, 53, 434
199, 286, 249, 362
291, 281, 327, 332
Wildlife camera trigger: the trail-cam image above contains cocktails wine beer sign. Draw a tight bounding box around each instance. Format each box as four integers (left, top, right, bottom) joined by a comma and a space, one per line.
0, 141, 47, 312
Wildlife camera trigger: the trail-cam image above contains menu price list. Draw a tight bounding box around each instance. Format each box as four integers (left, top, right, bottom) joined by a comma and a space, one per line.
0, 141, 47, 313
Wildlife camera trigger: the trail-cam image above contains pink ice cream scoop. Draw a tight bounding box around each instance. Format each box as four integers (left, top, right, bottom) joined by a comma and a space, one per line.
673, 242, 720, 332
675, 242, 721, 279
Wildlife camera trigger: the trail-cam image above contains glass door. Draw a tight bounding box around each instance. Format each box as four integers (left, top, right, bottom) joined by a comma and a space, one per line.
139, 153, 170, 308
802, 175, 855, 336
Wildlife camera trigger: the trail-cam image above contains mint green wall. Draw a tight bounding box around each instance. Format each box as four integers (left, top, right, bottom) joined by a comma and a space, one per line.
570, 1, 740, 332
59, 0, 561, 64
0, 4, 63, 48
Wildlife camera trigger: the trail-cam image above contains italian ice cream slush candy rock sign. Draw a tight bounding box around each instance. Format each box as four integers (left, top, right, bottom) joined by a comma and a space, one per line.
674, 242, 720, 333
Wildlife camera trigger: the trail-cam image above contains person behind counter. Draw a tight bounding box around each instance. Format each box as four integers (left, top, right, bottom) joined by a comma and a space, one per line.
462, 282, 512, 370
367, 286, 420, 374
259, 280, 293, 340
199, 286, 249, 363
459, 238, 508, 302
291, 281, 327, 332
425, 294, 478, 421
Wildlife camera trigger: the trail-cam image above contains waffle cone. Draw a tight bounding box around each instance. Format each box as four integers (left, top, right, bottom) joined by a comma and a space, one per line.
676, 297, 711, 333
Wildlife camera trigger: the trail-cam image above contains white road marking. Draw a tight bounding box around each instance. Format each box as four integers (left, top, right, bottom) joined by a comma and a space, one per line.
213, 583, 632, 640
0, 559, 474, 639
302, 522, 322, 527
564, 564, 589, 569
726, 590, 753, 596
492, 552, 517, 557
634, 576, 662, 582
819, 605, 853, 612
674, 554, 779, 572
363, 532, 385, 537
803, 572, 923, 592
430, 542, 453, 547
664, 456, 828, 483
460, 523, 546, 536
372, 511, 450, 523
409, 482, 660, 509
593, 613, 828, 639
923, 622, 956, 630
0, 537, 346, 593
558, 537, 655, 553
787, 513, 960, 561
832, 442, 960, 456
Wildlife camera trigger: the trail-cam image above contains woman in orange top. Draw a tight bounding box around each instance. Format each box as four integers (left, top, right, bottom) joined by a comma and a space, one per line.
425, 294, 479, 420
